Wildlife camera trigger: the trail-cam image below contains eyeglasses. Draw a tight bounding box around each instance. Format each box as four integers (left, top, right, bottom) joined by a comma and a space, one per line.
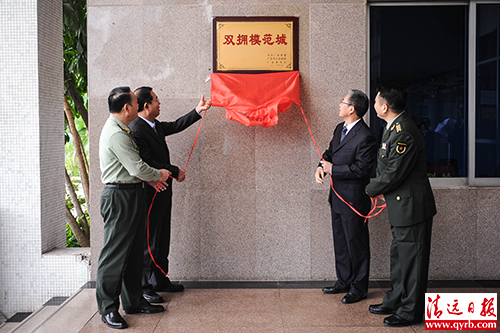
340, 100, 353, 106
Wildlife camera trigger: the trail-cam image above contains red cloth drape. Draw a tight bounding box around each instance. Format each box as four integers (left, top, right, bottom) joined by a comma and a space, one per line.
210, 71, 300, 127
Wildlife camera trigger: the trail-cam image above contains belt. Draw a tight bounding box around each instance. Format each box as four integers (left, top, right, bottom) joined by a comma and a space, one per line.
104, 182, 145, 190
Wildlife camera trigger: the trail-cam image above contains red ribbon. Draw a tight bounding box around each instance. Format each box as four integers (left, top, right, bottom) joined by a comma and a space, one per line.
298, 105, 386, 222
147, 110, 207, 276
146, 79, 386, 278
211, 71, 300, 127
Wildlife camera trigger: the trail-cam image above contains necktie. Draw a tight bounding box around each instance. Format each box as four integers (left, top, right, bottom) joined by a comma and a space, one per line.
340, 125, 348, 142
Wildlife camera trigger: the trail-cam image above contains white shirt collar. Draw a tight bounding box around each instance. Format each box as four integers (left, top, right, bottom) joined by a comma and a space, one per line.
139, 115, 156, 130
344, 118, 361, 134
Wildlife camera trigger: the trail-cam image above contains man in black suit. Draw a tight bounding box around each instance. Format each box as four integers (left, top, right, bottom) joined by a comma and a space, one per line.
365, 85, 436, 327
129, 87, 211, 303
316, 89, 378, 304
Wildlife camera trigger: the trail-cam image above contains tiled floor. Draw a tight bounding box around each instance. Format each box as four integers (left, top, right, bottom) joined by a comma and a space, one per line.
75, 281, 499, 333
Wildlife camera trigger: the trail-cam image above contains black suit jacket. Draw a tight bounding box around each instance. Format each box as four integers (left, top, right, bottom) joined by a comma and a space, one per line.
322, 119, 378, 216
129, 109, 201, 186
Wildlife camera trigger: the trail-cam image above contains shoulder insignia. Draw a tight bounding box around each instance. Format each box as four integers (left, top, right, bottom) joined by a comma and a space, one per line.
396, 123, 402, 133
396, 142, 407, 154
118, 124, 130, 132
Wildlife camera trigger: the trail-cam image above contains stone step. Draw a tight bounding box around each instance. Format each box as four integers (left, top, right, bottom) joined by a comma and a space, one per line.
4, 289, 97, 333
0, 322, 19, 333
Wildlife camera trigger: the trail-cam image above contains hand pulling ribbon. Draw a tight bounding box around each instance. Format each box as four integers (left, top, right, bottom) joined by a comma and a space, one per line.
297, 97, 386, 222
211, 70, 385, 221
148, 71, 385, 274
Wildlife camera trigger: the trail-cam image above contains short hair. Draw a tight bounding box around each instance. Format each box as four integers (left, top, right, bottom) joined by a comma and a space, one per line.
134, 86, 153, 112
347, 89, 369, 118
108, 86, 132, 113
377, 85, 407, 113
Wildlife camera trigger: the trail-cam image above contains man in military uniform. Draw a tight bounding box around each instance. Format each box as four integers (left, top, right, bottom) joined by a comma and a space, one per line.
97, 86, 171, 330
365, 85, 436, 327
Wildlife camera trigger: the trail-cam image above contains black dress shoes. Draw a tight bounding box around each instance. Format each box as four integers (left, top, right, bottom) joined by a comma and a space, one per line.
102, 311, 128, 329
156, 277, 185, 292
143, 290, 164, 303
383, 314, 413, 327
322, 286, 348, 294
341, 292, 364, 304
369, 303, 395, 315
124, 302, 165, 314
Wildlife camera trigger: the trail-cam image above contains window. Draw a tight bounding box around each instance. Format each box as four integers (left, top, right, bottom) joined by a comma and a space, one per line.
370, 4, 468, 179
370, 2, 500, 186
475, 4, 500, 178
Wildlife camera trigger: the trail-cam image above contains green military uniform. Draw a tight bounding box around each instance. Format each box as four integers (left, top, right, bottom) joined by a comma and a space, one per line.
96, 116, 161, 315
366, 111, 436, 323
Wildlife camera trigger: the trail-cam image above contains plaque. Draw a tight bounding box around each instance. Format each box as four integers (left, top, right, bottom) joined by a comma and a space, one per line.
213, 16, 299, 73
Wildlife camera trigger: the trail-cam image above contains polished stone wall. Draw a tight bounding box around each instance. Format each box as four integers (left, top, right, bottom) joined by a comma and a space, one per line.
88, 0, 500, 282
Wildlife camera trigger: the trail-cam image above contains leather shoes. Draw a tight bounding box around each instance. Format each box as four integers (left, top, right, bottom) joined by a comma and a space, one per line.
322, 286, 348, 294
125, 302, 165, 314
143, 290, 164, 303
341, 292, 364, 304
101, 311, 128, 329
383, 314, 413, 327
155, 278, 184, 292
369, 303, 395, 315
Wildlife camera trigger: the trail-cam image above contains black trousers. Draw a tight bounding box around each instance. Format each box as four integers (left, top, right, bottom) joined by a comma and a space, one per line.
331, 209, 370, 298
96, 187, 147, 315
142, 185, 173, 291
382, 218, 433, 322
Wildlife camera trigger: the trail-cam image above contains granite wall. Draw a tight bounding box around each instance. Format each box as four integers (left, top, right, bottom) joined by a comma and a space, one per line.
88, 0, 500, 282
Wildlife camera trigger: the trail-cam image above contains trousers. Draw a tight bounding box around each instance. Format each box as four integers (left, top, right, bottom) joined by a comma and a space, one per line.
96, 187, 147, 314
382, 218, 433, 322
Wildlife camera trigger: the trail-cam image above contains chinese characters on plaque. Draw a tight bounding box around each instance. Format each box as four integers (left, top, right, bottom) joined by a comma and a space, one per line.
213, 17, 298, 73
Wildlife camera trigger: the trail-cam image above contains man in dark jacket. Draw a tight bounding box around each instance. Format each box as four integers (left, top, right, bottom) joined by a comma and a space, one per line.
316, 89, 377, 304
366, 85, 436, 327
129, 87, 211, 303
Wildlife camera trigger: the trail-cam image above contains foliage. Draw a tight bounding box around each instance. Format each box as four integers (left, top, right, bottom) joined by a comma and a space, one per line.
65, 115, 88, 175
66, 223, 80, 248
65, 176, 89, 247
63, 0, 87, 99
64, 0, 89, 247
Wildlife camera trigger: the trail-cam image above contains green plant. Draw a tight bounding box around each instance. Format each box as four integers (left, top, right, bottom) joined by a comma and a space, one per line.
64, 0, 89, 247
